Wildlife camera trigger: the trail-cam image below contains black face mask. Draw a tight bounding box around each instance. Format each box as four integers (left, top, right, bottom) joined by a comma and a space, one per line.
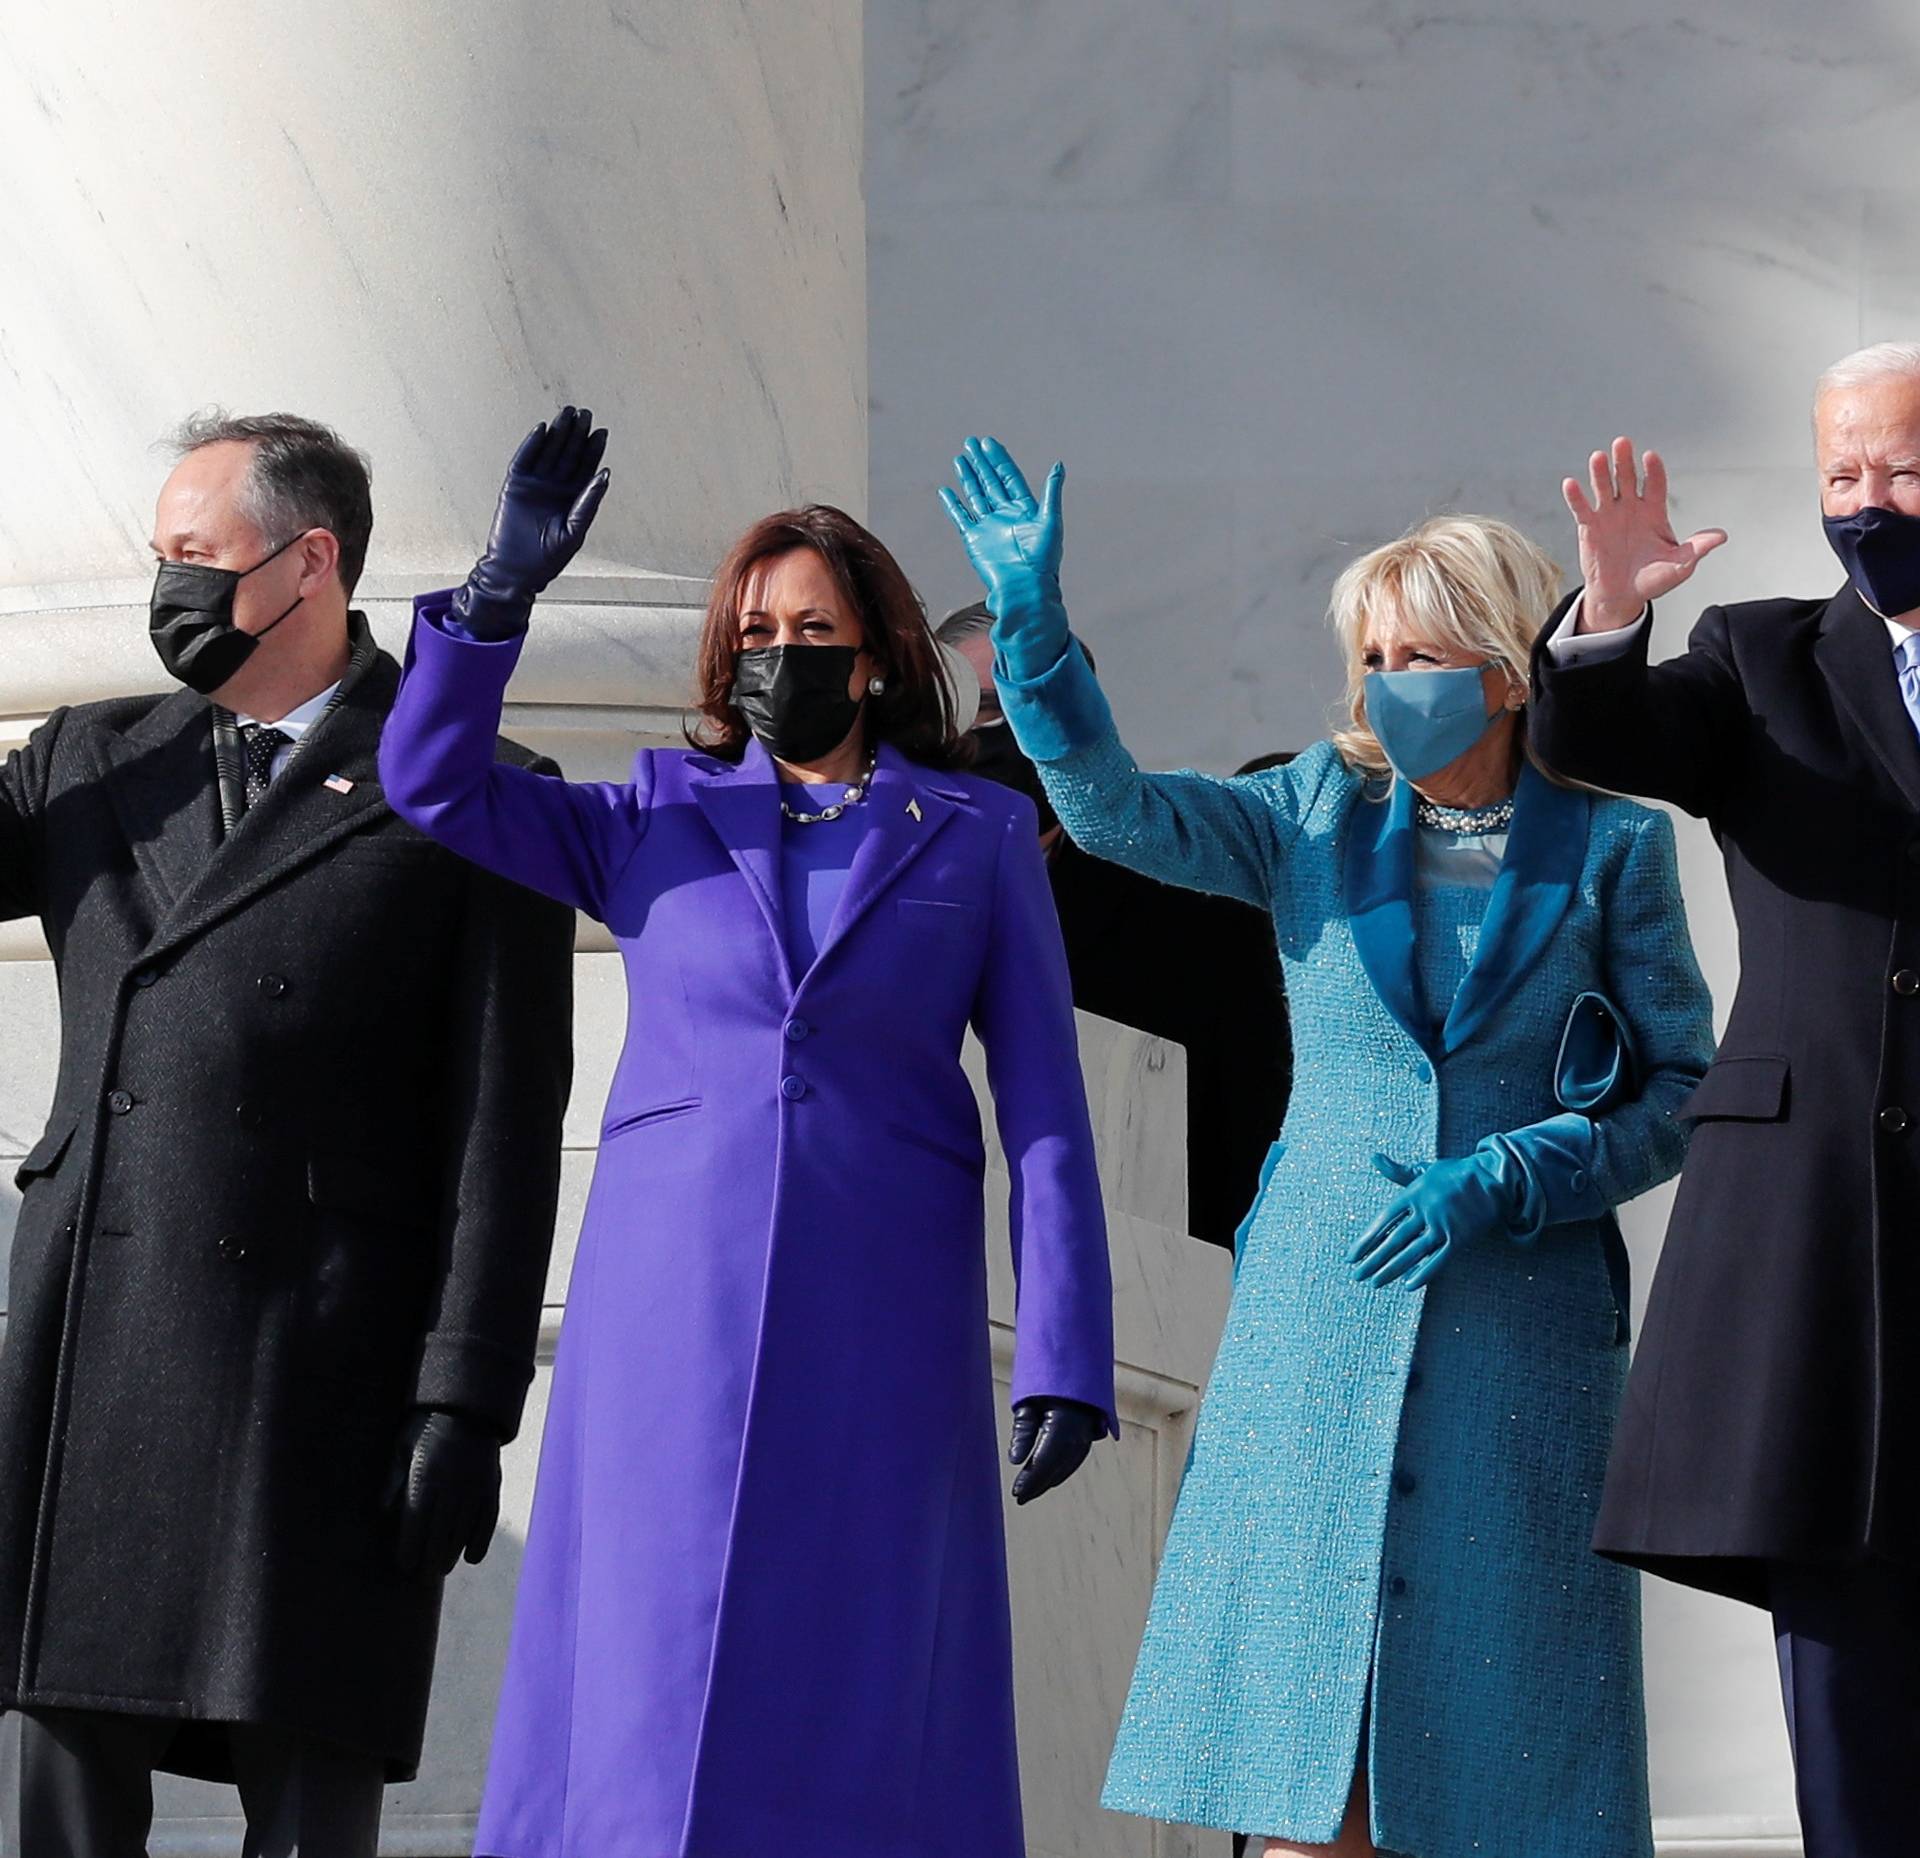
730, 645, 864, 762
149, 530, 308, 695
967, 719, 1058, 835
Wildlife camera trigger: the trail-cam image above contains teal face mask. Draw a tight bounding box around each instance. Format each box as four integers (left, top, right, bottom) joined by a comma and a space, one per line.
1363, 663, 1496, 781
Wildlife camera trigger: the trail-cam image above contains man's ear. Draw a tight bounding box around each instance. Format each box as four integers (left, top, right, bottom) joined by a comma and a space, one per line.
297, 527, 342, 596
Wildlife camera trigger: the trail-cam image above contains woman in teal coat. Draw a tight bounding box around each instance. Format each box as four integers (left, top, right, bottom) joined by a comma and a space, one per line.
940, 439, 1715, 1858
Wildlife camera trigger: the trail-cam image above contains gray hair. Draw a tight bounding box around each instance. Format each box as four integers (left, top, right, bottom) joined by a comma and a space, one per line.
1815, 342, 1920, 408
933, 600, 992, 647
168, 410, 374, 594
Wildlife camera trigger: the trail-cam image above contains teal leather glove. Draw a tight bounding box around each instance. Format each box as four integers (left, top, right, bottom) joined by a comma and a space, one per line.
1348, 1151, 1524, 1290
938, 435, 1070, 683
1349, 1112, 1605, 1290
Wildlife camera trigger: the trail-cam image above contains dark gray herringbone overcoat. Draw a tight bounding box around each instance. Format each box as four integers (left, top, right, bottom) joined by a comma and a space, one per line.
0, 627, 573, 1780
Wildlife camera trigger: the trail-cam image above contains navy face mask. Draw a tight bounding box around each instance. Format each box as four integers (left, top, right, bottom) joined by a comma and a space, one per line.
149, 530, 308, 695
1823, 505, 1920, 620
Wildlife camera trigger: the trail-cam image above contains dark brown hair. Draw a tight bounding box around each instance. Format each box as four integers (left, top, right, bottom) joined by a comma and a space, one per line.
689, 505, 968, 766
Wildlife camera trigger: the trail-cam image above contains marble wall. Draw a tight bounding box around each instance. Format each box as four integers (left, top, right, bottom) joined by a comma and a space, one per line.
866, 2, 1920, 1850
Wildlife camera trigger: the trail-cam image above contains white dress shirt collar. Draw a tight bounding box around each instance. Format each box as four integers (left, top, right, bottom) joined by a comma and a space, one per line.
232, 679, 341, 744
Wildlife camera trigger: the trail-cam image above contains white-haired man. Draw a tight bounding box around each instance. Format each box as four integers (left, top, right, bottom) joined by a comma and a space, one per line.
1527, 343, 1920, 1857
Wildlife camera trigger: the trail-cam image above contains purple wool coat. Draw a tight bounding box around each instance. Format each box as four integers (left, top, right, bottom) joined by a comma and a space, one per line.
378, 603, 1117, 1858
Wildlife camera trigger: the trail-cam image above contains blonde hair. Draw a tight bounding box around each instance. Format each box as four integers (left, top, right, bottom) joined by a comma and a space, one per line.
1327, 514, 1561, 776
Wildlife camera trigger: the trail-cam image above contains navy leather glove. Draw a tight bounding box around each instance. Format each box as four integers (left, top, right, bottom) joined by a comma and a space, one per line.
452, 405, 611, 640
938, 435, 1070, 684
1347, 1150, 1526, 1290
386, 1407, 504, 1576
1008, 1396, 1103, 1505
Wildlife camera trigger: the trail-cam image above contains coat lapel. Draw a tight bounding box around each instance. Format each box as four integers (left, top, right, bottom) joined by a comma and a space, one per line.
1815, 583, 1920, 814
1342, 774, 1427, 1050
143, 651, 395, 961
94, 687, 225, 913
690, 740, 792, 988
807, 745, 959, 976
1439, 762, 1588, 1054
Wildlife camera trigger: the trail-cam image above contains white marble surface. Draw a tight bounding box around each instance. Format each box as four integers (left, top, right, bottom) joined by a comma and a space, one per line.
0, 0, 864, 598
865, 0, 1920, 1845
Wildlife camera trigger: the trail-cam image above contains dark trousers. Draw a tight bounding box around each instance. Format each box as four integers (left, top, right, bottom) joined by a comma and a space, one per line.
1771, 1557, 1920, 1858
1, 1706, 384, 1858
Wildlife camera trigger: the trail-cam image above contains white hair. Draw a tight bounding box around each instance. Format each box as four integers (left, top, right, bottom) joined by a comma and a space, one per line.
1815, 342, 1920, 406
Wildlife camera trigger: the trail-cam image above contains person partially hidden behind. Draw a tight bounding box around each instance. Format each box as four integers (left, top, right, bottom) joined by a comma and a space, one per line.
1530, 340, 1920, 1858
938, 601, 1293, 1248
0, 413, 574, 1858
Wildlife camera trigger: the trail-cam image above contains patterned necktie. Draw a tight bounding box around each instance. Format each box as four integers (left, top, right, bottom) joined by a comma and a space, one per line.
240, 723, 290, 811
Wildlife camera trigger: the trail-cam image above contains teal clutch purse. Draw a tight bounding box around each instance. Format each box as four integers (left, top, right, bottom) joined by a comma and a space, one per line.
1555, 990, 1638, 1114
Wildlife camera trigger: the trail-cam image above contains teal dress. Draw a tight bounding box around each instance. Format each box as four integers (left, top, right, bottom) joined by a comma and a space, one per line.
998, 646, 1715, 1858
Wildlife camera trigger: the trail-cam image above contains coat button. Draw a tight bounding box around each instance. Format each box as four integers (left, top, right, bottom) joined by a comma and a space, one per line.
1570, 1168, 1589, 1195
1394, 1470, 1418, 1496
1880, 1106, 1911, 1135
106, 1088, 134, 1115
131, 969, 158, 989
1388, 1575, 1409, 1597
235, 1100, 264, 1129
1413, 1059, 1434, 1085
784, 1017, 810, 1043
216, 1234, 249, 1263
258, 973, 290, 999
780, 1075, 808, 1101
1895, 971, 1920, 997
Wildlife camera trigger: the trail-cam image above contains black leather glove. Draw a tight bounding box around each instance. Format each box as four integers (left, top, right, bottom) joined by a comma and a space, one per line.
1008, 1396, 1104, 1505
451, 404, 610, 639
385, 1406, 504, 1576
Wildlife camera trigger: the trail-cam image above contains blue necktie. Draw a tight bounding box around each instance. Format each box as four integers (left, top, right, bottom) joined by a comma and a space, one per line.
1900, 634, 1920, 745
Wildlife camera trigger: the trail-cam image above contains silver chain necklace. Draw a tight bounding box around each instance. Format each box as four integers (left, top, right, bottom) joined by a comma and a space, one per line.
1415, 795, 1515, 834
780, 752, 877, 825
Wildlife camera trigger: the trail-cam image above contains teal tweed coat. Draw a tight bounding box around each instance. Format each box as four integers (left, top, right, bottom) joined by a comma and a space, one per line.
1002, 647, 1713, 1858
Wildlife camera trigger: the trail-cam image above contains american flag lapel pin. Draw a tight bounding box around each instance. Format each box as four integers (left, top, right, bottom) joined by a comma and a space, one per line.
323, 774, 356, 795
906, 797, 922, 822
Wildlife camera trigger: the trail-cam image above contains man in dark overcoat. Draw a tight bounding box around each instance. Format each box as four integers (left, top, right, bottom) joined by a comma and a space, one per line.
1528, 342, 1920, 1858
0, 413, 574, 1857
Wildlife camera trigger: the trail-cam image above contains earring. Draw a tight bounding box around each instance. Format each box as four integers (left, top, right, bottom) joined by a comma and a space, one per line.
868, 676, 886, 696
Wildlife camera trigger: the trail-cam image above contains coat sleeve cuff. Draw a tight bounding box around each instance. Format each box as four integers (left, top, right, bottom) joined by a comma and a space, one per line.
995, 639, 1116, 763
411, 1331, 536, 1441
1478, 1112, 1605, 1241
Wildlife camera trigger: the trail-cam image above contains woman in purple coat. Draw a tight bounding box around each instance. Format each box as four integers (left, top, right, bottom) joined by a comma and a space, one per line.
377, 410, 1117, 1858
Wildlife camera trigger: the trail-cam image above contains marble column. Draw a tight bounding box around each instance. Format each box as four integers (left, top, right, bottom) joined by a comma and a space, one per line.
0, 3, 863, 1849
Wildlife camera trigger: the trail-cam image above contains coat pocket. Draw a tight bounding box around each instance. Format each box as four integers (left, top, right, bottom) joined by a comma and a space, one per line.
885, 1119, 986, 1177
307, 1149, 439, 1231
1677, 1053, 1790, 1123
1231, 1138, 1288, 1260
601, 1097, 704, 1141
896, 898, 974, 933
12, 1116, 78, 1193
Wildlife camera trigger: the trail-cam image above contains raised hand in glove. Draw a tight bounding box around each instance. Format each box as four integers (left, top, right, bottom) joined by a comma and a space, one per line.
386, 1406, 504, 1576
1008, 1396, 1104, 1505
938, 435, 1070, 684
451, 404, 611, 640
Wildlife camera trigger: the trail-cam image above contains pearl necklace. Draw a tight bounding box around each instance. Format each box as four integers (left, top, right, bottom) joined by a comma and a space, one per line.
780, 753, 877, 825
1415, 795, 1515, 834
